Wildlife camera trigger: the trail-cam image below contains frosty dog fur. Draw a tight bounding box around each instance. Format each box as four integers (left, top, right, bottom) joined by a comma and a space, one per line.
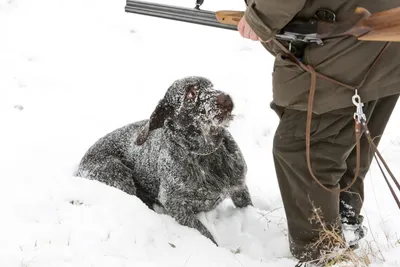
76, 76, 253, 244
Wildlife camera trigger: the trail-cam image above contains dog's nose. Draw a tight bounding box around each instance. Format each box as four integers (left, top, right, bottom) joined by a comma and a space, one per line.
216, 93, 233, 110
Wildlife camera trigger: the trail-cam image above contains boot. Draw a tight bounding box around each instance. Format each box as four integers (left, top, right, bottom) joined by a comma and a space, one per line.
342, 214, 368, 249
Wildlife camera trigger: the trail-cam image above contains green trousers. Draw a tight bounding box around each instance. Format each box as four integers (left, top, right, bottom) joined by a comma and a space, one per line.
272, 94, 399, 261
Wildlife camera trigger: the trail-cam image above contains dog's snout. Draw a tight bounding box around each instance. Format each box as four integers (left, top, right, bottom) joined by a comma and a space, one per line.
216, 93, 233, 110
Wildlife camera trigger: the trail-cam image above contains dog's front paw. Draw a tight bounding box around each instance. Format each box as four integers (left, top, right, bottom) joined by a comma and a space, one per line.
230, 186, 253, 208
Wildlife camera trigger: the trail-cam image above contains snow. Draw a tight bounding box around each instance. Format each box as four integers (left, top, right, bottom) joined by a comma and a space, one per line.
1, 0, 399, 266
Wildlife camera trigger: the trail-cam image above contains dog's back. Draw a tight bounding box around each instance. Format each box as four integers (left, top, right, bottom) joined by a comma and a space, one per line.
77, 120, 165, 206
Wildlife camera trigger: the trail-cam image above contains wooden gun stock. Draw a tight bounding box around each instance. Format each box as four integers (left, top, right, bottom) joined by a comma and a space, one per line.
215, 7, 400, 42
215, 11, 244, 27
356, 7, 400, 41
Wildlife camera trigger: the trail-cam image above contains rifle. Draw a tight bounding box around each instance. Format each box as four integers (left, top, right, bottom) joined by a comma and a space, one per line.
125, 0, 400, 45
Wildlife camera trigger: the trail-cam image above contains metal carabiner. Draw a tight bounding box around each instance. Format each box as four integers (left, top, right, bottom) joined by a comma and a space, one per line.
352, 89, 366, 123
194, 0, 204, 10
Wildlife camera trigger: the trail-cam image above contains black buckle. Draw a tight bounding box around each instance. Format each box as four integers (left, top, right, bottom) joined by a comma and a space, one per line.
288, 41, 307, 58
314, 8, 336, 22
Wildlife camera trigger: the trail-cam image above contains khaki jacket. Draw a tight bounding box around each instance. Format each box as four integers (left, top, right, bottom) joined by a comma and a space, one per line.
244, 0, 400, 113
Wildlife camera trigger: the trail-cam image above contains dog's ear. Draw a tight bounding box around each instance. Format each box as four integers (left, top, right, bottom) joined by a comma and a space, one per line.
135, 98, 174, 146
148, 98, 175, 132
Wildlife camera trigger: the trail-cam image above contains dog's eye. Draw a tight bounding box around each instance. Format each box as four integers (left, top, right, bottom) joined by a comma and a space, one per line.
186, 86, 197, 101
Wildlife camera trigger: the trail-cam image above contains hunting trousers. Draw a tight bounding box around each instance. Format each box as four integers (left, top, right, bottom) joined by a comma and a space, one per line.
272, 94, 399, 261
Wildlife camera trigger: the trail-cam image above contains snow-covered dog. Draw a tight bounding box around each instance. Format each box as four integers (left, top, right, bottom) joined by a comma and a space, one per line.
76, 76, 253, 244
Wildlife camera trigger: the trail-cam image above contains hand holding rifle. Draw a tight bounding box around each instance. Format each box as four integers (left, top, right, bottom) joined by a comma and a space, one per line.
237, 16, 261, 41
218, 6, 400, 44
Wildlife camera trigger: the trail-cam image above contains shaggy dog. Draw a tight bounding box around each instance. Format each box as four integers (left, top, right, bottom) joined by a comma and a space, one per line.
76, 76, 253, 244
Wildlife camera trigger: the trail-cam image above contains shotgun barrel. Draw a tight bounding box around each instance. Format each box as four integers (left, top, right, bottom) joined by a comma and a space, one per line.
124, 0, 322, 47
125, 0, 238, 31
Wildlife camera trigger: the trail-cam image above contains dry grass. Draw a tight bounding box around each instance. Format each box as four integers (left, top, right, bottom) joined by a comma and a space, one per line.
306, 205, 371, 267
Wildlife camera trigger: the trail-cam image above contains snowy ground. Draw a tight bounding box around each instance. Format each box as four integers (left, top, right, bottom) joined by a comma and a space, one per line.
1, 0, 399, 266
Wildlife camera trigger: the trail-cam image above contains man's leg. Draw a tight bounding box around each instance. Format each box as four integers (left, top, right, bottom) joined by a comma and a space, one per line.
339, 95, 399, 224
272, 94, 399, 262
272, 107, 357, 262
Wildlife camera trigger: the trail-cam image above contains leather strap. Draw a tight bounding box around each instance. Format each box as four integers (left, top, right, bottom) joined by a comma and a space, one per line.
270, 39, 395, 195
361, 121, 400, 209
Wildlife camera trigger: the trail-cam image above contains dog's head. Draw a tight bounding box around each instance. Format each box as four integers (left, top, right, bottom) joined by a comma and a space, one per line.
135, 76, 234, 154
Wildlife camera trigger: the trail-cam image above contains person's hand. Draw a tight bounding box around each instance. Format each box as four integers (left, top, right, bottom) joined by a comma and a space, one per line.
237, 16, 259, 41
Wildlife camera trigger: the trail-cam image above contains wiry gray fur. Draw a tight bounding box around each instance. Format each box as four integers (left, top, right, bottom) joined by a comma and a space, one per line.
76, 76, 253, 244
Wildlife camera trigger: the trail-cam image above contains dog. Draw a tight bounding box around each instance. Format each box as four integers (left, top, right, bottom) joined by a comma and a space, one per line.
76, 76, 253, 244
